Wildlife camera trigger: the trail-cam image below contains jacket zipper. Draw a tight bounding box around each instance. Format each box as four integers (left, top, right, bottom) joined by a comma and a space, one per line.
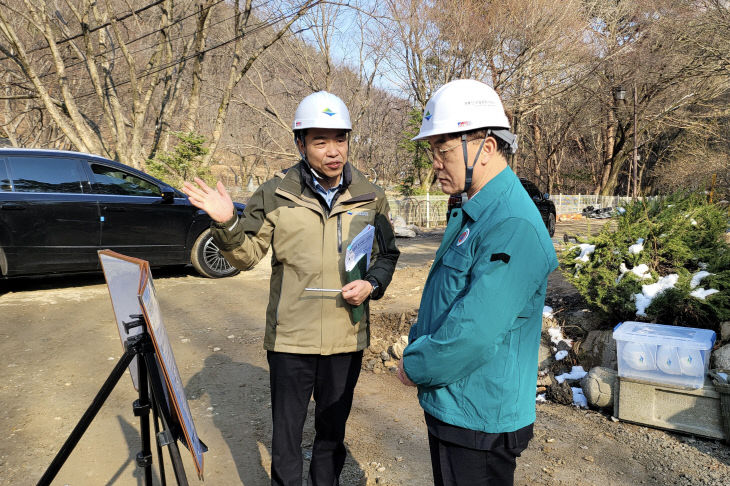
337, 213, 342, 253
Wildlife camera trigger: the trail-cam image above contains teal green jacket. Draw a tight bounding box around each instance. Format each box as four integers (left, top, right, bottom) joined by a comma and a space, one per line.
403, 167, 558, 433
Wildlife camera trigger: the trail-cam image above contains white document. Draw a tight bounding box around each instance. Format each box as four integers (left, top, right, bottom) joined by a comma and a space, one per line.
345, 224, 375, 271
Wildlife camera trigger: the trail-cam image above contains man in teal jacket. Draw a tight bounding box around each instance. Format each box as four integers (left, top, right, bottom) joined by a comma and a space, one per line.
397, 79, 558, 485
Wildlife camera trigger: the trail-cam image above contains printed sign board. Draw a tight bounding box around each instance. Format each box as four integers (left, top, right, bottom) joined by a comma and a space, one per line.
99, 250, 205, 479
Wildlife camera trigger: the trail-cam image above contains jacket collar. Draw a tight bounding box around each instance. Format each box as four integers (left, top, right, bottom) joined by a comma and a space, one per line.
462, 166, 516, 222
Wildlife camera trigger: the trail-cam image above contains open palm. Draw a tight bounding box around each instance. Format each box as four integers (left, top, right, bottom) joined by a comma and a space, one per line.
181, 177, 235, 223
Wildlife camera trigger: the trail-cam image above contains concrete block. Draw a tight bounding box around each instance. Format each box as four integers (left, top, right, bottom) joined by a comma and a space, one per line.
615, 376, 724, 439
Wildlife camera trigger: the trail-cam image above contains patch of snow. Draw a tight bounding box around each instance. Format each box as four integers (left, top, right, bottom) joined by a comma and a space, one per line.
631, 264, 651, 279
690, 288, 719, 300
556, 366, 587, 384
555, 350, 569, 361
536, 393, 546, 403
691, 271, 713, 289
616, 207, 626, 214
628, 238, 645, 255
572, 387, 588, 408
718, 372, 728, 382
691, 219, 698, 226
548, 327, 573, 346
572, 244, 595, 262
543, 306, 554, 319
634, 274, 679, 317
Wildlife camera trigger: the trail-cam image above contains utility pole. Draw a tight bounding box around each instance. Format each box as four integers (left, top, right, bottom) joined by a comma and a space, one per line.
632, 82, 638, 199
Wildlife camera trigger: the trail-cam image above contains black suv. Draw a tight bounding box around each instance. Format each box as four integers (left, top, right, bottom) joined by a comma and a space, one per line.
0, 149, 244, 278
446, 178, 556, 236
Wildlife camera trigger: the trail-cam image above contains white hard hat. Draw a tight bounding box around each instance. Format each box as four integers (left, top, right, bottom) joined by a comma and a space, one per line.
292, 91, 352, 131
412, 79, 511, 141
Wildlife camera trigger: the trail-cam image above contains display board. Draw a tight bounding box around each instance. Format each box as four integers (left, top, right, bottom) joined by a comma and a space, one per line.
99, 250, 146, 390
138, 267, 206, 479
99, 250, 205, 479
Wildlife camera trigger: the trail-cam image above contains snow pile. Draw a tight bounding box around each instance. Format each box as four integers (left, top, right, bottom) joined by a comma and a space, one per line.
572, 387, 588, 408
617, 263, 652, 283
690, 270, 712, 288
555, 366, 587, 384
572, 244, 596, 262
691, 288, 719, 300
634, 274, 679, 317
547, 327, 573, 347
628, 238, 644, 255
543, 306, 554, 319
536, 393, 546, 403
555, 350, 569, 361
689, 269, 719, 300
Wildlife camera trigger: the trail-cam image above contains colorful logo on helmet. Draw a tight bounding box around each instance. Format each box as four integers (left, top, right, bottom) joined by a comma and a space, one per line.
456, 227, 470, 246
424, 110, 433, 121
295, 121, 302, 127
322, 107, 336, 116
457, 121, 470, 128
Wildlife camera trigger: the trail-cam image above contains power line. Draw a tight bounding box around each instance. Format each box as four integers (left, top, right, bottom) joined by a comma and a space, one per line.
69, 2, 317, 102
0, 0, 166, 62
34, 0, 229, 80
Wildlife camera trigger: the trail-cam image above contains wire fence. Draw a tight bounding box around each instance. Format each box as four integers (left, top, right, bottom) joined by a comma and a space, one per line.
388, 194, 642, 227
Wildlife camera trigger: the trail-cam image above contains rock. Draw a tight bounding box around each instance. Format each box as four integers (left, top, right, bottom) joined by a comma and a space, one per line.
556, 340, 572, 352
546, 381, 573, 405
537, 373, 555, 388
564, 308, 604, 333
712, 343, 730, 370
538, 342, 554, 369
389, 340, 406, 359
721, 321, 730, 343
364, 359, 377, 371
576, 330, 617, 370
368, 339, 385, 355
393, 216, 417, 238
383, 359, 397, 369
379, 351, 390, 362
581, 366, 617, 409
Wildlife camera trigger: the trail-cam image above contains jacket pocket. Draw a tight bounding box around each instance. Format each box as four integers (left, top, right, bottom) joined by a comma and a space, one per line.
442, 249, 472, 272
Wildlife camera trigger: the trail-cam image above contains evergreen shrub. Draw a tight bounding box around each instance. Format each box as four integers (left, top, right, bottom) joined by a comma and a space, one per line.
560, 192, 730, 332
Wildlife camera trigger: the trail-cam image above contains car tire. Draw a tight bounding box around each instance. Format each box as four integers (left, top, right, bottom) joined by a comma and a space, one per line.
191, 229, 240, 278
548, 212, 556, 237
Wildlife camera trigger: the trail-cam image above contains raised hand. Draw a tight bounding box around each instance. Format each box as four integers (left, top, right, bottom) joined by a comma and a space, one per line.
181, 177, 235, 223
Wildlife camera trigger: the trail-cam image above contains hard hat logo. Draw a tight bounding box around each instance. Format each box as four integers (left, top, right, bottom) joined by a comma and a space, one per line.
457, 121, 470, 128
322, 108, 336, 116
424, 110, 433, 121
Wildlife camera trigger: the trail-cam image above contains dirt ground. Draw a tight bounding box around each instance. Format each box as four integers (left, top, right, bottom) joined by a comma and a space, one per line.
1, 220, 729, 485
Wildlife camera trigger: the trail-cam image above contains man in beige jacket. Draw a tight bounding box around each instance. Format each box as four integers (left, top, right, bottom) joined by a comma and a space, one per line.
182, 91, 399, 486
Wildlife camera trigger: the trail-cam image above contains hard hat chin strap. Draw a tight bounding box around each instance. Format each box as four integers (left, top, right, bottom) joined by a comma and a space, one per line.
460, 130, 489, 198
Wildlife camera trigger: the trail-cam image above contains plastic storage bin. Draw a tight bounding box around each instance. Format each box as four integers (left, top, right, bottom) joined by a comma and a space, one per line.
613, 321, 716, 389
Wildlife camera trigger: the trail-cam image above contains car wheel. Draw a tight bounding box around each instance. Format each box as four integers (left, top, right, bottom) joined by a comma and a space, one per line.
548, 212, 556, 237
191, 229, 240, 278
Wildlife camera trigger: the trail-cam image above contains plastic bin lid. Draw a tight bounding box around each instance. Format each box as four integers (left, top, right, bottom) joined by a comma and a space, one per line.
612, 321, 716, 349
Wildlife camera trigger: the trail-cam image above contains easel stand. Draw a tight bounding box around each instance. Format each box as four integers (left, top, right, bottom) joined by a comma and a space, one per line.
38, 317, 189, 486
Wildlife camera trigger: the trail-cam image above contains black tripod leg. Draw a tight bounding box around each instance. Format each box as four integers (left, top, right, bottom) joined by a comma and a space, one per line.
143, 353, 189, 486
37, 349, 136, 486
152, 403, 168, 486
134, 355, 154, 486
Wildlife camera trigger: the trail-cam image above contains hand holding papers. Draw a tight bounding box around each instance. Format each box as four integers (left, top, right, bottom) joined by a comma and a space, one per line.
345, 225, 375, 323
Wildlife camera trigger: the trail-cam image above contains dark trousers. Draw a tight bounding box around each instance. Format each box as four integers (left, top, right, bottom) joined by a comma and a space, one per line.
267, 350, 363, 486
427, 418, 533, 486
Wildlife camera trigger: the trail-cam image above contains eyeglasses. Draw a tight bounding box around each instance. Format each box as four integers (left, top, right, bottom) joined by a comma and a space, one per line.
428, 141, 461, 160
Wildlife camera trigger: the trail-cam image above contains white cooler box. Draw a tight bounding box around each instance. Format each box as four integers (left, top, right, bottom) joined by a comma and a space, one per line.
613, 321, 716, 389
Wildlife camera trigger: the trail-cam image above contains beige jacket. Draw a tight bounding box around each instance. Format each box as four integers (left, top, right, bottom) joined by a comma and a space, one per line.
211, 161, 399, 355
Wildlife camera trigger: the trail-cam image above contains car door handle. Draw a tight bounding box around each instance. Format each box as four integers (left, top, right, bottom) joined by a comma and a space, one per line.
1, 203, 24, 210
103, 206, 126, 212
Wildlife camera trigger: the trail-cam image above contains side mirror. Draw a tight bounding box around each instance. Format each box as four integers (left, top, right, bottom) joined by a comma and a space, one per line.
161, 186, 176, 203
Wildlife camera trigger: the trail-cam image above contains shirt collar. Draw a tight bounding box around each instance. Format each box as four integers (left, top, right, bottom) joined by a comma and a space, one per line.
461, 166, 514, 222
310, 167, 342, 193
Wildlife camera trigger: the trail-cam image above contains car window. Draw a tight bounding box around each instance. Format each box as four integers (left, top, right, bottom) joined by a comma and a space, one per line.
90, 164, 161, 196
0, 159, 10, 191
7, 156, 86, 193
